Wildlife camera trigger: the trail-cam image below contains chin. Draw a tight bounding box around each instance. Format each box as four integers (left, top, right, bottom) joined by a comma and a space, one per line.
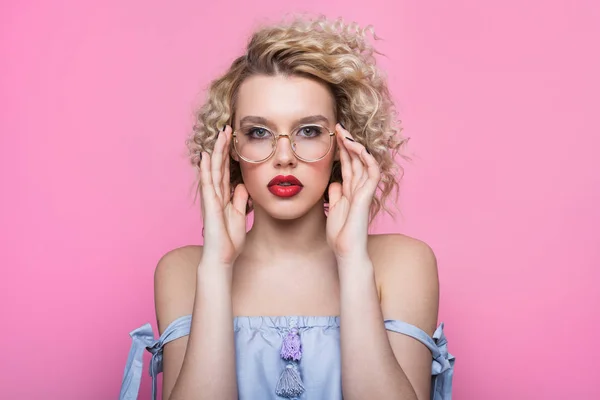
266, 201, 313, 221
254, 193, 323, 221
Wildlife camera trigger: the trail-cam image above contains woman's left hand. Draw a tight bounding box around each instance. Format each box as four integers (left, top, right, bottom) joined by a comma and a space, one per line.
326, 123, 381, 260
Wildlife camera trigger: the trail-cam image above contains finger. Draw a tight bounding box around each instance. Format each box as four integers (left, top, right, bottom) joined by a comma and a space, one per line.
361, 148, 381, 193
336, 125, 353, 199
232, 183, 249, 215
328, 182, 342, 207
355, 149, 370, 189
200, 151, 217, 212
223, 131, 232, 204
219, 126, 228, 202
196, 178, 205, 220
219, 125, 231, 204
357, 162, 369, 189
350, 144, 365, 192
211, 127, 226, 203
338, 125, 367, 192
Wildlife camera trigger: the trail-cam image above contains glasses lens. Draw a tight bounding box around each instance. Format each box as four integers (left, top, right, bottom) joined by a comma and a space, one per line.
292, 125, 332, 161
234, 124, 332, 162
234, 126, 274, 162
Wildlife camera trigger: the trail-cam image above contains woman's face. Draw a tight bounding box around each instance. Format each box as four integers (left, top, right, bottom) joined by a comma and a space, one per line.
232, 74, 338, 220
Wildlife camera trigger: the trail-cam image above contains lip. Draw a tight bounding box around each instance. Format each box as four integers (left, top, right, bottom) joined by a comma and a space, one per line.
267, 175, 304, 187
267, 175, 304, 198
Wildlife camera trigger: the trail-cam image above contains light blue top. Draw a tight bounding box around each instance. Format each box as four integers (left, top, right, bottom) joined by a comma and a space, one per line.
119, 315, 455, 400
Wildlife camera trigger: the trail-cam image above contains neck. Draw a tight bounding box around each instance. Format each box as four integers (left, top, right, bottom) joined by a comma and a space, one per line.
244, 201, 329, 261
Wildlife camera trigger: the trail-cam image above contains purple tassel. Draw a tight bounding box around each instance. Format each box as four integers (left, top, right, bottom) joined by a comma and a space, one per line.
275, 363, 305, 398
280, 328, 302, 361
275, 326, 305, 398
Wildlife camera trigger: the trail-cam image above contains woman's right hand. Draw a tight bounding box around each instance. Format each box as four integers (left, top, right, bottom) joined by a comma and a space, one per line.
199, 125, 249, 266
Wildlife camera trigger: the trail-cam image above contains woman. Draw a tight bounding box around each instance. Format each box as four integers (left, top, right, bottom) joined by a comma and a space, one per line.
120, 15, 454, 400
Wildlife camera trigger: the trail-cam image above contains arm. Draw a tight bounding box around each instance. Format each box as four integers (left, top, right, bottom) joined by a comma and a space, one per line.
156, 125, 247, 400
178, 259, 237, 399
154, 247, 237, 400
338, 236, 439, 400
338, 253, 415, 399
327, 124, 438, 399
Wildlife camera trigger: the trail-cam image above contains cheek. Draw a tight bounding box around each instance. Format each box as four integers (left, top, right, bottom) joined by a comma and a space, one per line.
237, 156, 335, 196
308, 157, 336, 184
238, 163, 271, 198
238, 163, 261, 185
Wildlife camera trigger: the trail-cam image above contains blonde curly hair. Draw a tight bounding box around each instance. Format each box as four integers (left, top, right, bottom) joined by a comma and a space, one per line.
187, 15, 410, 221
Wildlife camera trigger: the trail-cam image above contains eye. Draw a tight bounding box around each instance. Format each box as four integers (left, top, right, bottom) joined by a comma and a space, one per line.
297, 125, 323, 138
246, 127, 271, 139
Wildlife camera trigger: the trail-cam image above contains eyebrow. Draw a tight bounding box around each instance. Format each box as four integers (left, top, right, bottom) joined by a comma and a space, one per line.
238, 114, 331, 127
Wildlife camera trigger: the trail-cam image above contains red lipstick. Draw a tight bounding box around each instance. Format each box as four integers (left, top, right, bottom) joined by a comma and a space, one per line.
267, 175, 304, 198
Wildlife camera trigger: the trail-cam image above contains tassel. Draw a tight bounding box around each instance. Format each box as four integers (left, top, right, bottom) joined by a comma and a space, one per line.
275, 325, 305, 398
275, 363, 305, 398
280, 327, 302, 361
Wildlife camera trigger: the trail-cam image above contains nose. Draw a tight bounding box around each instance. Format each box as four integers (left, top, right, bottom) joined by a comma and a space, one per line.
271, 134, 297, 167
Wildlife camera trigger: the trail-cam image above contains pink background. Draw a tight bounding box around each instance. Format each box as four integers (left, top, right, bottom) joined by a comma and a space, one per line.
1, 0, 598, 399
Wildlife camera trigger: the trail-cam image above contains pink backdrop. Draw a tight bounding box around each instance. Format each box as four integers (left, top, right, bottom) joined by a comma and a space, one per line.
1, 0, 598, 399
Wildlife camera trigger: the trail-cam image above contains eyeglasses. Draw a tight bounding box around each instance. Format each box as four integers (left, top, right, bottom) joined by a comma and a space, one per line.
232, 124, 336, 163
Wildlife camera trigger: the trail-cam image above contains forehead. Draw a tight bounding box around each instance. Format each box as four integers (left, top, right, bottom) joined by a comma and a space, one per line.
235, 74, 336, 126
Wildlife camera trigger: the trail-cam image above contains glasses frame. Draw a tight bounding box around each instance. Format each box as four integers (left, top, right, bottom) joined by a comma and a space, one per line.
231, 123, 336, 164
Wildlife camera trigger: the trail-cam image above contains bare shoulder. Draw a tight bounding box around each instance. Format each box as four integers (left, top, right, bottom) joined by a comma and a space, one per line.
367, 233, 438, 278
154, 245, 203, 335
367, 234, 439, 336
153, 245, 203, 399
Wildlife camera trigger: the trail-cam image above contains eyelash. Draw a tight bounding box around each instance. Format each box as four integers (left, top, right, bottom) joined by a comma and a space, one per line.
244, 126, 323, 138
246, 127, 269, 138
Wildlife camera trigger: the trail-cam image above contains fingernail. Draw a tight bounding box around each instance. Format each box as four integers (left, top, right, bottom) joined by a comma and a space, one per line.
339, 122, 346, 130
345, 136, 355, 142
222, 124, 227, 132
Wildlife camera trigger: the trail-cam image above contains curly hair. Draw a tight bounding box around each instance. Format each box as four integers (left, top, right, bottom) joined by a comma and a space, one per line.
187, 15, 410, 221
